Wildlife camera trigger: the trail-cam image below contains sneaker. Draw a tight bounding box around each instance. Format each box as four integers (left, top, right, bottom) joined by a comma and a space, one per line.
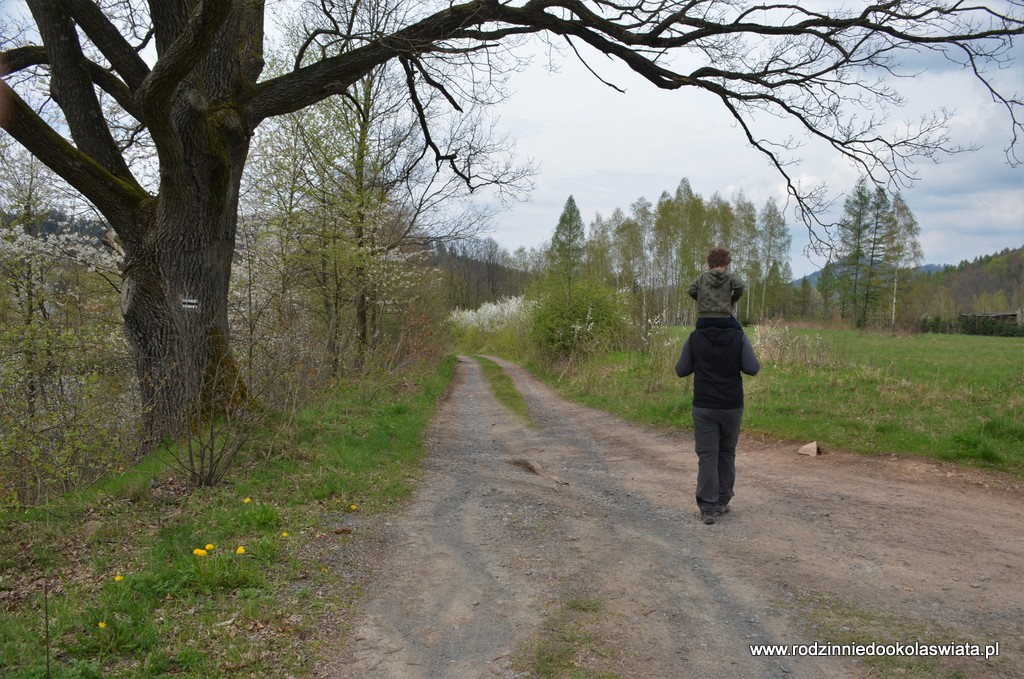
701, 512, 716, 525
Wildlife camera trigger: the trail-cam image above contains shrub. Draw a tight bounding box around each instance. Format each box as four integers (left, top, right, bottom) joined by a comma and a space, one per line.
528, 282, 627, 358
919, 315, 1024, 337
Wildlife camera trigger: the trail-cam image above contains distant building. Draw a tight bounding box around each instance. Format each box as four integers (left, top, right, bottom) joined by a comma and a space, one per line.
958, 311, 1022, 326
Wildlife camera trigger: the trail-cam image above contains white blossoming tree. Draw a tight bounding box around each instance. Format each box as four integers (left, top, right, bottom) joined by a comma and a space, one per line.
0, 143, 134, 504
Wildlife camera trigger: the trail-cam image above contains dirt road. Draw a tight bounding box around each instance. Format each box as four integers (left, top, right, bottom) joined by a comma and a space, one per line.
319, 355, 1023, 678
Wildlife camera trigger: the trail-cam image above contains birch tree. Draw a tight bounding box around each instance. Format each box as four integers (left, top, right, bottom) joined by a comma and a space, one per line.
887, 193, 923, 328
756, 197, 792, 320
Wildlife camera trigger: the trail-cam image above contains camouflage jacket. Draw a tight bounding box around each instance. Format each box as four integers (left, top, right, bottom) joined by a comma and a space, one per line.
687, 269, 745, 318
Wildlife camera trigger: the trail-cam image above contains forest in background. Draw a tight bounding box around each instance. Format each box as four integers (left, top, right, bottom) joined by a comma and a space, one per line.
435, 192, 1023, 334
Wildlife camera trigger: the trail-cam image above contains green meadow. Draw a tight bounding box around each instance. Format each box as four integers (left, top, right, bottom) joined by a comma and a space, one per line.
531, 327, 1024, 474
0, 357, 455, 678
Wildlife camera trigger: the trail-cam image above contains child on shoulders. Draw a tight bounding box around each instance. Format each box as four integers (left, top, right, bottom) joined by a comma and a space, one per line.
688, 247, 744, 331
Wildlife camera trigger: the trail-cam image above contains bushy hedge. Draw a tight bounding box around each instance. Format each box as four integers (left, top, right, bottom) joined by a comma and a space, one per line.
529, 282, 628, 357
919, 315, 1024, 337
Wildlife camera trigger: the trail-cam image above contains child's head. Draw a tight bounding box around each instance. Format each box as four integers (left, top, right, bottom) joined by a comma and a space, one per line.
707, 247, 731, 269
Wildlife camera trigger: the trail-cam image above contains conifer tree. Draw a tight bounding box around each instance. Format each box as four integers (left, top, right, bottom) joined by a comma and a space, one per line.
860, 186, 895, 326
834, 178, 922, 327
756, 197, 792, 320
836, 177, 874, 325
549, 195, 586, 294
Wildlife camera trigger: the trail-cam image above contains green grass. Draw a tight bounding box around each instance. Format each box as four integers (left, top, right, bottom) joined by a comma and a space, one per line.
0, 355, 457, 678
475, 354, 534, 425
513, 596, 623, 679
748, 328, 1024, 470
524, 327, 1024, 474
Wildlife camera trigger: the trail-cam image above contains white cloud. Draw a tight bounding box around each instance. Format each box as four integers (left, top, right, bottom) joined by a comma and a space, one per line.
485, 38, 1024, 280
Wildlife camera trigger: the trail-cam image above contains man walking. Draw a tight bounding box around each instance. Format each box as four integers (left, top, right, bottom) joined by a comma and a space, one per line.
675, 325, 760, 524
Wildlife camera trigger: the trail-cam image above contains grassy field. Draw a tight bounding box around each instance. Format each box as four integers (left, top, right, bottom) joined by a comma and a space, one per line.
0, 357, 456, 678
526, 326, 1024, 475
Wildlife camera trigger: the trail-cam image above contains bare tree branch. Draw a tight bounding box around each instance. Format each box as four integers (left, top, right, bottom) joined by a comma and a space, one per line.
58, 0, 150, 91
400, 56, 463, 177
24, 0, 134, 180
0, 79, 149, 226
0, 45, 142, 119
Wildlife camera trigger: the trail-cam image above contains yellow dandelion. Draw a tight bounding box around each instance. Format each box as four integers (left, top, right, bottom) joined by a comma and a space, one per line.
235, 546, 246, 554
349, 504, 358, 511
114, 574, 124, 582
281, 532, 289, 538
98, 621, 107, 629
205, 543, 216, 551
243, 497, 251, 504
193, 548, 208, 557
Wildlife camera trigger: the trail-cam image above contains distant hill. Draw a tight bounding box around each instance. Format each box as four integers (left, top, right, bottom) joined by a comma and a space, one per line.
791, 247, 1023, 321
792, 263, 944, 288
429, 240, 531, 310
792, 270, 822, 288
922, 246, 1023, 311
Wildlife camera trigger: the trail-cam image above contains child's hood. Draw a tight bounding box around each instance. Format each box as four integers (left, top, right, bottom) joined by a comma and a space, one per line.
703, 270, 731, 288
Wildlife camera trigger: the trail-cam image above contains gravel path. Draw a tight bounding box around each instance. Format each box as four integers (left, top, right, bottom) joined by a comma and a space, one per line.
318, 355, 1024, 678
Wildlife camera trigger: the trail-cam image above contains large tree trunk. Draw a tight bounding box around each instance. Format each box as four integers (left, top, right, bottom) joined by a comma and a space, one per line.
121, 238, 244, 444
120, 111, 251, 445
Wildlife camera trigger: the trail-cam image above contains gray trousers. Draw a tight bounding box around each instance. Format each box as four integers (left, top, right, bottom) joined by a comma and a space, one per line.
692, 406, 743, 513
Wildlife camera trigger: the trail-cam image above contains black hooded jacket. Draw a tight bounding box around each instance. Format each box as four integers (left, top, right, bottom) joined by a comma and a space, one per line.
675, 327, 760, 409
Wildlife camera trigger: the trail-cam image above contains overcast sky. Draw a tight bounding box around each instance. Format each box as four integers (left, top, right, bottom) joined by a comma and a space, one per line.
482, 41, 1024, 279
